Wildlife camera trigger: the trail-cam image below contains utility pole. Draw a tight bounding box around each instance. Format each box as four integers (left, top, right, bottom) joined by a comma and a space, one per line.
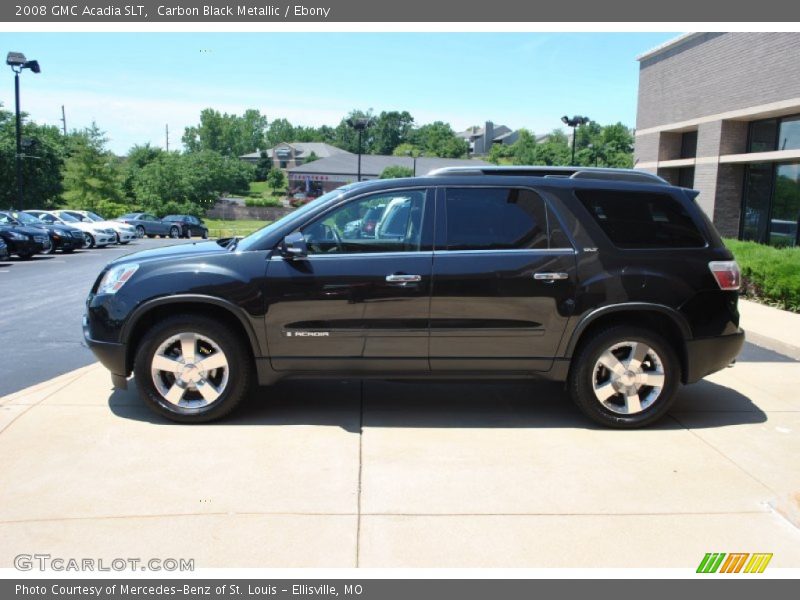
165, 124, 170, 151
60, 105, 67, 135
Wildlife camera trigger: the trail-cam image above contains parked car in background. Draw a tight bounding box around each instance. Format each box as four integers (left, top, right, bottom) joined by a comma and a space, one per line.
343, 204, 386, 239
1, 210, 85, 254
26, 210, 116, 249
0, 237, 9, 261
59, 210, 136, 245
116, 213, 182, 239
0, 216, 50, 259
162, 215, 209, 239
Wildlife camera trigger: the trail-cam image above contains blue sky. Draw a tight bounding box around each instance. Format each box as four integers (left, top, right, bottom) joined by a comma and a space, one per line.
0, 32, 679, 154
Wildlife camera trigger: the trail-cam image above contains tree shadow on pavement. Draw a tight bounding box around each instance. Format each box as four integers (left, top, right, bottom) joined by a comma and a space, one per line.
109, 376, 766, 432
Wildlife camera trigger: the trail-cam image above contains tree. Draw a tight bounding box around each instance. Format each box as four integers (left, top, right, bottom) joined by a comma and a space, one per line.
409, 122, 468, 158
266, 169, 287, 196
182, 108, 268, 157
304, 151, 320, 163
369, 110, 414, 155
392, 143, 422, 157
380, 165, 414, 179
132, 150, 254, 214
121, 143, 164, 202
333, 109, 374, 153
0, 105, 66, 209
267, 118, 296, 146
62, 123, 122, 211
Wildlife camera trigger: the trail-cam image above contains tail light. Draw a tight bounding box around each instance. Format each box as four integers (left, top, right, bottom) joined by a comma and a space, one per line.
709, 260, 741, 291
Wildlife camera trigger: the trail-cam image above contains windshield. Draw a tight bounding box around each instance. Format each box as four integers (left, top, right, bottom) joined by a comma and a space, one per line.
13, 212, 41, 226
56, 212, 79, 223
118, 213, 138, 220
236, 186, 353, 252
163, 215, 181, 221
86, 212, 104, 221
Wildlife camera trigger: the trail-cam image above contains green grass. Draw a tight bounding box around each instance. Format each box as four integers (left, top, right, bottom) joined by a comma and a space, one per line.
724, 238, 800, 312
204, 219, 271, 238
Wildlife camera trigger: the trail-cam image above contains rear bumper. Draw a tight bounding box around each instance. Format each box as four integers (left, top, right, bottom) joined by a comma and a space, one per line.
684, 329, 745, 383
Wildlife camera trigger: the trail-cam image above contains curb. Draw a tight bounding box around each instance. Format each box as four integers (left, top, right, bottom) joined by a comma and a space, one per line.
744, 330, 800, 361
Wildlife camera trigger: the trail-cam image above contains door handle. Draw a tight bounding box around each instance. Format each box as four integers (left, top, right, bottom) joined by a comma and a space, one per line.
533, 272, 569, 281
386, 274, 422, 283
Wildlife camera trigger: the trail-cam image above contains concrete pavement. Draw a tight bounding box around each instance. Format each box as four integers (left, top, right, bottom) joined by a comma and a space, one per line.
1, 353, 799, 568
740, 299, 800, 360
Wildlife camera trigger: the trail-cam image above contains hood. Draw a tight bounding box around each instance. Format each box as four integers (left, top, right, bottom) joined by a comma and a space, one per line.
110, 240, 230, 266
0, 224, 47, 237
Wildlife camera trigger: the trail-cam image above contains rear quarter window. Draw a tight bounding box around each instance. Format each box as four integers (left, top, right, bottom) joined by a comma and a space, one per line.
575, 189, 707, 249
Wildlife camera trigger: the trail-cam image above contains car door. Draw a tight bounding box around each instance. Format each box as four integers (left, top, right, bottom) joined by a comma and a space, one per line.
140, 213, 162, 234
429, 186, 577, 372
264, 188, 434, 372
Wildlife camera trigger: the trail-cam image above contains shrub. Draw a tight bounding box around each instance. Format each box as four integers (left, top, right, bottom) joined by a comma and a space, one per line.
724, 238, 800, 312
244, 197, 282, 208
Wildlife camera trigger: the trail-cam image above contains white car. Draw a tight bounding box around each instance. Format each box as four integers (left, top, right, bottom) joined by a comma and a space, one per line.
27, 210, 116, 248
59, 209, 137, 244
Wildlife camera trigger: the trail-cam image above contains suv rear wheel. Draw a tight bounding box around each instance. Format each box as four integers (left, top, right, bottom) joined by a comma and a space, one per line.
133, 314, 253, 423
568, 325, 679, 428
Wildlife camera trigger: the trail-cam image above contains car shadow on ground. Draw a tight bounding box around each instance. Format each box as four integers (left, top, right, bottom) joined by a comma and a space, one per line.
108, 377, 766, 432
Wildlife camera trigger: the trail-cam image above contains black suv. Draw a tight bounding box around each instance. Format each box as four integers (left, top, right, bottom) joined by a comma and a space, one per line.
84, 167, 744, 428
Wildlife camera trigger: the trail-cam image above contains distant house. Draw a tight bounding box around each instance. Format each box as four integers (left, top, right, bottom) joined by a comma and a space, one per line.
457, 121, 520, 155
240, 142, 351, 170
287, 154, 490, 195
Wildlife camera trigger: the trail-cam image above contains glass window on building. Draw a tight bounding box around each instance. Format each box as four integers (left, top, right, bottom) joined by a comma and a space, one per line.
748, 119, 778, 153
741, 163, 773, 244
680, 130, 698, 159
770, 164, 800, 247
778, 117, 800, 152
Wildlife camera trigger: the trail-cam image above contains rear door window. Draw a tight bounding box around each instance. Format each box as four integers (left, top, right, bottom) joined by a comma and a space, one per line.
444, 187, 550, 250
575, 189, 706, 248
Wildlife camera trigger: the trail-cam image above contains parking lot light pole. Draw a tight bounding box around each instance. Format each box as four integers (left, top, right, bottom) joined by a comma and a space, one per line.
347, 117, 372, 182
561, 115, 590, 166
6, 52, 41, 210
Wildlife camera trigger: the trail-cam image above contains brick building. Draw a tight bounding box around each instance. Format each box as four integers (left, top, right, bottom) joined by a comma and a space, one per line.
634, 32, 800, 246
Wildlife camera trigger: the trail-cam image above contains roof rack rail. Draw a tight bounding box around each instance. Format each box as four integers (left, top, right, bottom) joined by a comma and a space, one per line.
426, 165, 669, 185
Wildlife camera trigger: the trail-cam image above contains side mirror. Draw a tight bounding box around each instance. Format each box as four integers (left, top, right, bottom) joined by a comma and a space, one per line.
281, 231, 307, 259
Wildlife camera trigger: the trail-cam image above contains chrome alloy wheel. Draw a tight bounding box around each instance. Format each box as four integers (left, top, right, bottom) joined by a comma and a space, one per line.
591, 341, 665, 415
151, 332, 229, 408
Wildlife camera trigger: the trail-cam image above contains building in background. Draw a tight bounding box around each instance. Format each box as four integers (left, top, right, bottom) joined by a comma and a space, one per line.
458, 121, 521, 155
634, 32, 800, 246
241, 142, 351, 170
288, 154, 490, 195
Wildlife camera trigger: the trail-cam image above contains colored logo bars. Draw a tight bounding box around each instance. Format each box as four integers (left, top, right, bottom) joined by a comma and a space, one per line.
696, 553, 773, 573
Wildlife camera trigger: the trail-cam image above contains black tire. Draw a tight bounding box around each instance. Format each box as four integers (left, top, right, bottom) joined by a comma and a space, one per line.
83, 233, 95, 248
201, 230, 208, 239
115, 232, 121, 244
135, 225, 145, 238
42, 241, 56, 255
133, 314, 253, 423
568, 325, 679, 429
169, 226, 180, 239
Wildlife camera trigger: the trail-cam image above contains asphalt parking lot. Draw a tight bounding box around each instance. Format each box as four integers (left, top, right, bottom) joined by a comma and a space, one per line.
0, 239, 192, 396
1, 238, 799, 568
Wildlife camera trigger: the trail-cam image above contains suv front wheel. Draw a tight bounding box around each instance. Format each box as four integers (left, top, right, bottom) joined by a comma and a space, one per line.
568, 325, 679, 428
134, 314, 253, 423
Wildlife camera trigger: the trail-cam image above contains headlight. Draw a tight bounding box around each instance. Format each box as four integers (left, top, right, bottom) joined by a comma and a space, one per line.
7, 231, 27, 241
97, 263, 139, 295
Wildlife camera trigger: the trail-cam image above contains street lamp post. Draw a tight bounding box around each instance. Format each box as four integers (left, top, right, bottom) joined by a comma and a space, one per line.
6, 52, 40, 210
561, 115, 590, 166
406, 149, 420, 176
346, 117, 372, 182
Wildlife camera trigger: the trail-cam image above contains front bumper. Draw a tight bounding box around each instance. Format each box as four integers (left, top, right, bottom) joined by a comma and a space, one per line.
684, 329, 745, 383
83, 313, 128, 387
115, 230, 136, 242
94, 234, 116, 246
